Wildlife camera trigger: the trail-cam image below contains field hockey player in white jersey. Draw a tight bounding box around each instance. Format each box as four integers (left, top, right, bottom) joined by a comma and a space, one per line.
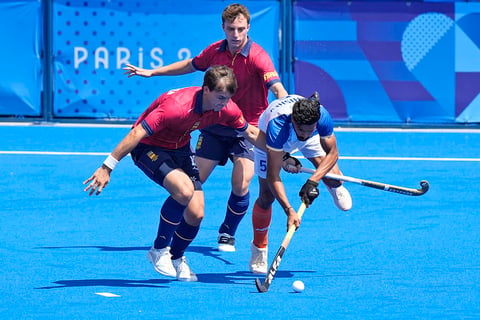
249, 92, 352, 274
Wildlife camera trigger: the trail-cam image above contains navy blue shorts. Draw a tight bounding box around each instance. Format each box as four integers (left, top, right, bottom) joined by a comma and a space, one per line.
131, 143, 202, 190
194, 131, 254, 166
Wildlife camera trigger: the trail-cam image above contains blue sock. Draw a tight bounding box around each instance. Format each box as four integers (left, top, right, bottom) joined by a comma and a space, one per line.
170, 218, 200, 260
218, 191, 249, 236
153, 196, 186, 249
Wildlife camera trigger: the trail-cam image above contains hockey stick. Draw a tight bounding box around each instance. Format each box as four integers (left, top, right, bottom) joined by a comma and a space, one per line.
255, 202, 307, 293
295, 167, 429, 196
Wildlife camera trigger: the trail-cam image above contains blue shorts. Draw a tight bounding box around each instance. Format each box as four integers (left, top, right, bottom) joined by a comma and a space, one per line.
131, 143, 202, 190
194, 131, 254, 166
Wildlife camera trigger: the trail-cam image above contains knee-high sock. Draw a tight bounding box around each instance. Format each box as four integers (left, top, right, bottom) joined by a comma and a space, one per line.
252, 201, 272, 248
170, 218, 200, 260
153, 196, 186, 249
218, 191, 249, 236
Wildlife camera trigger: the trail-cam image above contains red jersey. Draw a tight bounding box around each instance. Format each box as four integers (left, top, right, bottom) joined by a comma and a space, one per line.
133, 87, 248, 149
192, 39, 281, 127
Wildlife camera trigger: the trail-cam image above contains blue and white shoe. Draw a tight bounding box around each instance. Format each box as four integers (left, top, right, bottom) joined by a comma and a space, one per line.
217, 233, 236, 252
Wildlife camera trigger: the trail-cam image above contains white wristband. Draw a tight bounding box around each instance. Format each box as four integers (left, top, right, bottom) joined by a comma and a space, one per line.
103, 154, 119, 170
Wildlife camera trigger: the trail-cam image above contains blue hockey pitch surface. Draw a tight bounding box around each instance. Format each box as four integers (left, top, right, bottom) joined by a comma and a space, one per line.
0, 124, 479, 319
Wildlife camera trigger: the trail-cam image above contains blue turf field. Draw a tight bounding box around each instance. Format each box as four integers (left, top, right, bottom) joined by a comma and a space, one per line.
1, 124, 479, 319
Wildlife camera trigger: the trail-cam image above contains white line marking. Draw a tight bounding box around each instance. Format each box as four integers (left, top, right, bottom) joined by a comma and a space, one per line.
0, 151, 109, 156
340, 156, 480, 162
334, 127, 480, 133
0, 122, 131, 128
95, 292, 121, 298
0, 150, 477, 161
1, 122, 479, 132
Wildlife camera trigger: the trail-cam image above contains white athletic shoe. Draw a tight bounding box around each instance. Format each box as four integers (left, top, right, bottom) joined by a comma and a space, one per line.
249, 242, 268, 274
172, 256, 198, 282
326, 184, 352, 211
217, 233, 236, 252
147, 246, 176, 278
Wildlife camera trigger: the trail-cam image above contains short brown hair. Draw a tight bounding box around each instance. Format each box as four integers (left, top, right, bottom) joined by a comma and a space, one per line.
222, 3, 250, 24
203, 65, 238, 95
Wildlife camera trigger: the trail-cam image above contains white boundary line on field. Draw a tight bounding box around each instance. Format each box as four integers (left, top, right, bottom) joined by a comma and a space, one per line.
0, 151, 110, 156
334, 127, 480, 133
1, 123, 478, 161
1, 122, 480, 133
341, 156, 480, 161
0, 150, 478, 162
0, 122, 132, 128
296, 155, 479, 162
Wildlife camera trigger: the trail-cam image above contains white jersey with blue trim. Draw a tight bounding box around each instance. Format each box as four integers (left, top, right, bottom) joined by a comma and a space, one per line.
258, 94, 334, 151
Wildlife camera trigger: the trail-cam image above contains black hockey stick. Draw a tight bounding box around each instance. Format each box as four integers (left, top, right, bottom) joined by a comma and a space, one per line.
255, 202, 307, 293
295, 167, 429, 196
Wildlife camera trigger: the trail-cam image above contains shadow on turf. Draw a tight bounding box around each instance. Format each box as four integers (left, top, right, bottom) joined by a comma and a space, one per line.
35, 278, 170, 290
35, 245, 235, 265
34, 245, 315, 288
196, 270, 310, 285
34, 270, 309, 290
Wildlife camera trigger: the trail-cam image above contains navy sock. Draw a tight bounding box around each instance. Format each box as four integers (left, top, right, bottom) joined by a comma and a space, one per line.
218, 191, 249, 236
170, 218, 200, 260
153, 196, 187, 249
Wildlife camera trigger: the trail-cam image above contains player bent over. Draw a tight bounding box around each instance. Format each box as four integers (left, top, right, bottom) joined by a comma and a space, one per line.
249, 93, 352, 274
83, 66, 266, 282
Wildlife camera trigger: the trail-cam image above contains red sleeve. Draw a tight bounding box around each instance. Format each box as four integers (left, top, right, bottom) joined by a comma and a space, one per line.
138, 92, 179, 135
192, 40, 224, 72
133, 95, 167, 135
142, 108, 166, 135
221, 101, 249, 131
250, 44, 281, 88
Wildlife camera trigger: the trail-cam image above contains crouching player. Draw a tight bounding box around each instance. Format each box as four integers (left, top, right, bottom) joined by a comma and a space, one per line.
84, 66, 266, 282
249, 93, 352, 273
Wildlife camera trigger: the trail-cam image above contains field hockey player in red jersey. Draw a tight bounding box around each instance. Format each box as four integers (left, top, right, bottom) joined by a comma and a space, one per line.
84, 66, 266, 282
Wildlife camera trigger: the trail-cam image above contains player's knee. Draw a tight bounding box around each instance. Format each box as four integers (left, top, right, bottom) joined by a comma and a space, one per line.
256, 192, 275, 209
172, 188, 195, 206
231, 175, 253, 194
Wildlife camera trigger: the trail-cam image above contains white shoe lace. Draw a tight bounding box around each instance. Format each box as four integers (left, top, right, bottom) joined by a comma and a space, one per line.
176, 258, 188, 274
250, 245, 267, 267
174, 257, 197, 281
253, 252, 265, 265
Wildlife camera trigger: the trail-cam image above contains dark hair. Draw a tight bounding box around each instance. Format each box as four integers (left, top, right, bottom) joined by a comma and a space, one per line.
203, 65, 238, 95
222, 3, 250, 24
292, 94, 321, 125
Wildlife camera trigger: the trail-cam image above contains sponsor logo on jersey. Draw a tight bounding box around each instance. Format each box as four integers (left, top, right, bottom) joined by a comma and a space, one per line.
263, 71, 279, 81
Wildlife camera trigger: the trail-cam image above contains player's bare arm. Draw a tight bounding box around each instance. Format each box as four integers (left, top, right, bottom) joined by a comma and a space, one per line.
266, 148, 300, 230
307, 134, 340, 183
269, 82, 288, 99
83, 125, 148, 196
123, 59, 195, 78
240, 124, 266, 151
